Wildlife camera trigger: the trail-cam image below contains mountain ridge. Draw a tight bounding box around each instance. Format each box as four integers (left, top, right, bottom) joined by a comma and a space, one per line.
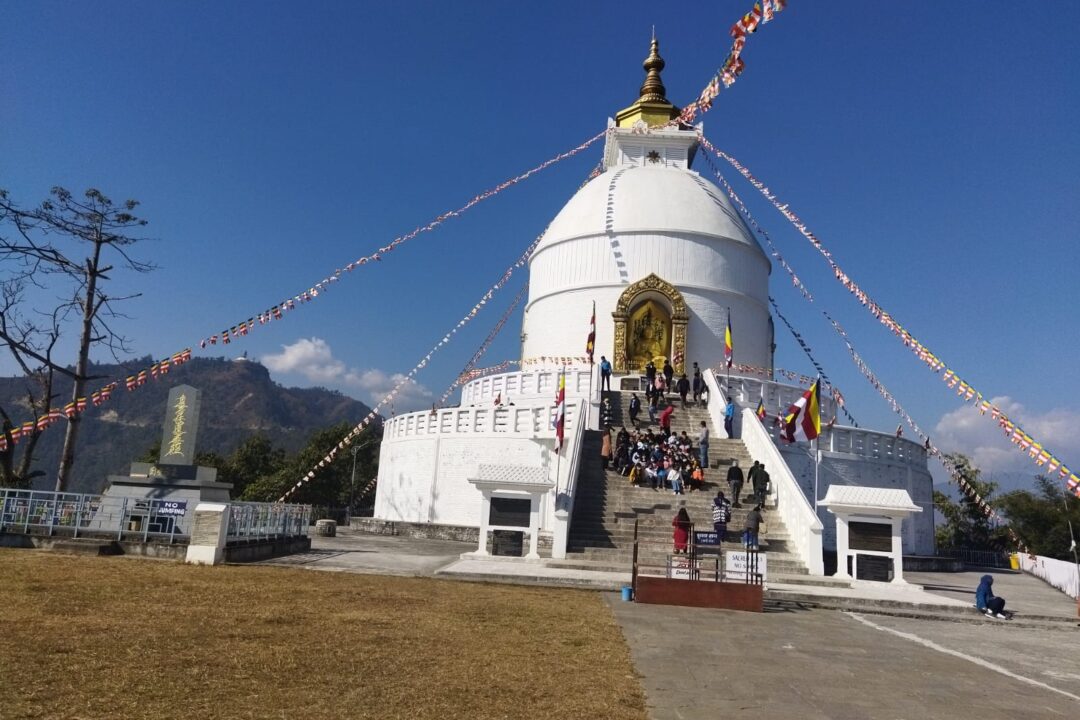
0, 356, 377, 494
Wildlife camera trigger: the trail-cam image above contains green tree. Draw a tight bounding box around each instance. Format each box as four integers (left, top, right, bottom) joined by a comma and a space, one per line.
996, 476, 1080, 561
222, 433, 286, 498
241, 423, 379, 506
933, 453, 1008, 549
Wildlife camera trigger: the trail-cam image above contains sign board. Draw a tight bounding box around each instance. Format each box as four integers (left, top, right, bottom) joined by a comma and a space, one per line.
668, 555, 698, 580
724, 551, 768, 583
158, 500, 187, 517
849, 521, 892, 552
694, 531, 720, 546
488, 497, 530, 527
159, 385, 201, 466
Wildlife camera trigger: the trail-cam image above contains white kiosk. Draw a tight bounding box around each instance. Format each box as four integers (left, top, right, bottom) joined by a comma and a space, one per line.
467, 464, 553, 560
820, 486, 923, 585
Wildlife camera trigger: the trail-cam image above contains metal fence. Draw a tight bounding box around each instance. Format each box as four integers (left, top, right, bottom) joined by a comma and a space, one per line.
225, 502, 311, 541
937, 547, 1011, 569
0, 488, 190, 543
0, 487, 310, 545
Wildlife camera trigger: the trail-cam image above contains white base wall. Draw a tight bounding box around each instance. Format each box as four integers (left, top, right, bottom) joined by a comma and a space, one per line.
778, 445, 936, 556
374, 433, 558, 531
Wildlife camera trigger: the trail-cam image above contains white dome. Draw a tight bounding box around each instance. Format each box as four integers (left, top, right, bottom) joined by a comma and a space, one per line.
537, 165, 765, 254
522, 128, 775, 373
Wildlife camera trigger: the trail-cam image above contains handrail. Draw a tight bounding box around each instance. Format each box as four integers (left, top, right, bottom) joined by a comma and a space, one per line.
551, 397, 588, 559
739, 406, 824, 575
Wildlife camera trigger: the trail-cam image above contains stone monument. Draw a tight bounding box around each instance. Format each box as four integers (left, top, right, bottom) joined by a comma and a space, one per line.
102, 384, 233, 533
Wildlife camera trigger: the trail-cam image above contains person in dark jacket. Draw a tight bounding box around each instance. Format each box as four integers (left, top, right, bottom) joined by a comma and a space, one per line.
727, 460, 745, 508
753, 463, 770, 506
676, 374, 691, 406
712, 491, 732, 545
743, 504, 764, 550
663, 359, 675, 390
645, 360, 657, 386
975, 575, 1009, 618
628, 394, 641, 427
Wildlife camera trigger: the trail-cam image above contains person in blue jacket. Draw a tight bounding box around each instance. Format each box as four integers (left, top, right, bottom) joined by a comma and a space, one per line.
975, 574, 1008, 619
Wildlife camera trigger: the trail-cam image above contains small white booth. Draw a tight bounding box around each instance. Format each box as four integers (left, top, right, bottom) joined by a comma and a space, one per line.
820, 486, 922, 585
467, 464, 554, 560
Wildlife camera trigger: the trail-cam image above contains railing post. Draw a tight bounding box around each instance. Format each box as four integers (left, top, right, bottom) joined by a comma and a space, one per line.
117, 498, 127, 540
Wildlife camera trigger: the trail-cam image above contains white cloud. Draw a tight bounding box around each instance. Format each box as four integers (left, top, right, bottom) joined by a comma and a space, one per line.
262, 337, 433, 412
347, 368, 434, 414
262, 338, 347, 384
934, 396, 1080, 477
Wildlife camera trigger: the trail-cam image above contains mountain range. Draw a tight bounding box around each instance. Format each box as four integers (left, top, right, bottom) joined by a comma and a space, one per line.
0, 356, 375, 494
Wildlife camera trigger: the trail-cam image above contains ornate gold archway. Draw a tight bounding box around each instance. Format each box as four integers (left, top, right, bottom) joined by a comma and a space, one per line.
612, 274, 688, 374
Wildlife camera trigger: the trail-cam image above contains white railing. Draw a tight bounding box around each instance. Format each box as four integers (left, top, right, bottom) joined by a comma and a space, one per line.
761, 420, 927, 467
551, 398, 588, 560
384, 403, 583, 441
461, 366, 595, 405
1019, 554, 1080, 599
740, 407, 825, 575
702, 368, 732, 438
719, 374, 838, 426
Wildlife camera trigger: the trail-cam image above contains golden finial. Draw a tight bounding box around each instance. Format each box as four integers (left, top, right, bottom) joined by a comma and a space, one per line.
614, 34, 681, 129
639, 37, 668, 103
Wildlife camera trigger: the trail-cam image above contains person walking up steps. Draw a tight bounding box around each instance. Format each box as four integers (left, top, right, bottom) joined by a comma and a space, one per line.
712, 490, 732, 546
744, 504, 764, 551
697, 421, 710, 469
728, 460, 745, 508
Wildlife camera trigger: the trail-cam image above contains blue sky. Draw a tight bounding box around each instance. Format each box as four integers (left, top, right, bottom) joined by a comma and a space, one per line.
2, 1, 1078, 488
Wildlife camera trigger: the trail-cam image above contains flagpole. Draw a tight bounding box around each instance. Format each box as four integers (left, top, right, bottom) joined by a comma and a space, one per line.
587, 363, 595, 430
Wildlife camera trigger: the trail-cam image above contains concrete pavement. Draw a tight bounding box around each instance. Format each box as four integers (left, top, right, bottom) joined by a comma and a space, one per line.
606, 594, 1080, 720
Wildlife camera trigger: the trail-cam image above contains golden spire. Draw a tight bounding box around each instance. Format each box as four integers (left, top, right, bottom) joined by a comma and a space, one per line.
615, 35, 681, 129
638, 37, 668, 103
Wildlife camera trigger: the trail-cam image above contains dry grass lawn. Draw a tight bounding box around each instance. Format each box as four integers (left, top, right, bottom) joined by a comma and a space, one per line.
0, 549, 647, 720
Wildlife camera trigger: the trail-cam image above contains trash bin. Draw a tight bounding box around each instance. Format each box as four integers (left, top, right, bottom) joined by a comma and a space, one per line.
621, 586, 633, 602
1009, 553, 1020, 571
315, 519, 337, 537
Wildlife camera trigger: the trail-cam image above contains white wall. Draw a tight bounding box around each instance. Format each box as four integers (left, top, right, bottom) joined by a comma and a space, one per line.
779, 444, 936, 556
375, 434, 556, 529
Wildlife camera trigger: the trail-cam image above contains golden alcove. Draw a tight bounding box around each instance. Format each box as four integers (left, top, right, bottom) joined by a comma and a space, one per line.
612, 274, 688, 375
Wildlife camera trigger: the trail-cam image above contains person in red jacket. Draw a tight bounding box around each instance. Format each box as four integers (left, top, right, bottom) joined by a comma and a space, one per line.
659, 404, 674, 433
672, 507, 691, 554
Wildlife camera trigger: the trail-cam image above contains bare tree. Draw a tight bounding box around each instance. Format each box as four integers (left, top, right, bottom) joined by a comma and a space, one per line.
0, 187, 155, 491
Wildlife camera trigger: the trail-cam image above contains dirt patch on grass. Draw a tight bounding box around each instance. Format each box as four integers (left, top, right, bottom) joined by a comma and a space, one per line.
0, 549, 647, 720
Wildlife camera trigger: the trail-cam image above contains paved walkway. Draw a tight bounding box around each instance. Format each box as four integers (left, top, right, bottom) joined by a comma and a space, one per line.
255, 529, 472, 577
907, 568, 1078, 620
606, 594, 1080, 719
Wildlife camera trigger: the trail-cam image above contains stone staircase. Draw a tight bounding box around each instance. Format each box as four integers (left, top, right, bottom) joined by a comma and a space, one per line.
562, 388, 815, 581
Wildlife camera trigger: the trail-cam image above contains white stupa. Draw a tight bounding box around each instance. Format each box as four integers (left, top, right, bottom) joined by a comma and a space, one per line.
371, 40, 934, 575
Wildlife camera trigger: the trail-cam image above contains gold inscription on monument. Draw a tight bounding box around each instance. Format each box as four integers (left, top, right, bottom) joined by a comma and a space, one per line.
165, 394, 188, 457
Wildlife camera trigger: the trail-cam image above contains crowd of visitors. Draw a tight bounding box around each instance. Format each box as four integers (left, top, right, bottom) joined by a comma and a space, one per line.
610, 425, 707, 494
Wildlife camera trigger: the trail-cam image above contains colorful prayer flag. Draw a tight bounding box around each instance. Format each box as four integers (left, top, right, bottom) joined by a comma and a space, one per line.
586, 301, 596, 365
553, 367, 566, 452
783, 378, 821, 443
